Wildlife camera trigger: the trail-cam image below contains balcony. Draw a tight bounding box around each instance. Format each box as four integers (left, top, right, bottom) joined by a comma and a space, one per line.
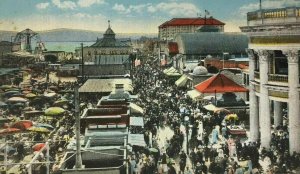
244, 7, 300, 28
268, 74, 288, 83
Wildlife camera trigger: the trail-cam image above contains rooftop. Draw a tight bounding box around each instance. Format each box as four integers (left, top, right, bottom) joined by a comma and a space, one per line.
78, 78, 133, 93
159, 17, 225, 28
90, 22, 131, 48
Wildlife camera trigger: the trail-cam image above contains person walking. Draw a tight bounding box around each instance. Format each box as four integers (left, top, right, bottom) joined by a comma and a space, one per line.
212, 126, 219, 144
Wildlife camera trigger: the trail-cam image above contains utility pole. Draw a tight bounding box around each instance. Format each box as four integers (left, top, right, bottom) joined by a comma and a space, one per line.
75, 85, 82, 169
81, 43, 84, 81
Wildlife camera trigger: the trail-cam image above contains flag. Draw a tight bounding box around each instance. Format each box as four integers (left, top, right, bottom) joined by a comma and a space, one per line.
205, 10, 210, 16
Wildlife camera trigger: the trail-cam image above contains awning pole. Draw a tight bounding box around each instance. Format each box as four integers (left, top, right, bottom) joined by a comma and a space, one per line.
215, 90, 217, 105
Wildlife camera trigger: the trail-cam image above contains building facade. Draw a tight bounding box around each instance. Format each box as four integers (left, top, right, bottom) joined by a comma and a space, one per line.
241, 7, 300, 154
158, 17, 225, 41
172, 32, 248, 73
82, 23, 132, 63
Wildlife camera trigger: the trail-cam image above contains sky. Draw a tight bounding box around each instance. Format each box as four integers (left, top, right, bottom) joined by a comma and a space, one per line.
0, 0, 300, 33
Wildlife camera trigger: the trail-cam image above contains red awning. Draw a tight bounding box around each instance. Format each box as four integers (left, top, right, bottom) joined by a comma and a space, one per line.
194, 73, 248, 93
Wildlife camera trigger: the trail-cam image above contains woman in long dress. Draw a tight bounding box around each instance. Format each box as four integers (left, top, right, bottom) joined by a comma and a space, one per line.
227, 137, 236, 157
211, 126, 218, 144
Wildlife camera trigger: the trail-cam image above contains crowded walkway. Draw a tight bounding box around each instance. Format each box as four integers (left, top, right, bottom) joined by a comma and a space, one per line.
128, 61, 300, 174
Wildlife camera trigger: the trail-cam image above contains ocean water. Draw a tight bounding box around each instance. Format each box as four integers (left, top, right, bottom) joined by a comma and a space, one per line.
44, 41, 94, 52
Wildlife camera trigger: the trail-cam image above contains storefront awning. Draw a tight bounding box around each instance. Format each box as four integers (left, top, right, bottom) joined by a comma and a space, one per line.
129, 103, 144, 114
130, 117, 144, 127
163, 67, 181, 76
203, 104, 219, 111
175, 74, 189, 87
187, 89, 202, 101
128, 134, 146, 147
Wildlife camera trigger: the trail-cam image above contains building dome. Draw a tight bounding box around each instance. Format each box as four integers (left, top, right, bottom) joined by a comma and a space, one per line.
192, 66, 208, 75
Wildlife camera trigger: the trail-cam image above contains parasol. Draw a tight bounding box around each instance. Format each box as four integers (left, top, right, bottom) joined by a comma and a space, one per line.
34, 123, 54, 130
13, 102, 25, 107
5, 88, 20, 92
149, 147, 159, 153
53, 99, 69, 106
25, 93, 37, 98
214, 108, 230, 115
11, 120, 33, 130
0, 128, 21, 136
27, 126, 50, 133
49, 86, 58, 91
4, 90, 20, 96
203, 104, 218, 111
0, 101, 7, 107
44, 107, 65, 116
225, 114, 239, 121
32, 143, 46, 151
0, 85, 12, 90
44, 92, 56, 98
22, 90, 32, 94
7, 97, 28, 103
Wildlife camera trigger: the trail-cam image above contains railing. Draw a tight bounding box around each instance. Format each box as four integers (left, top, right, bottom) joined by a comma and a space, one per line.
268, 74, 288, 83
254, 71, 260, 79
247, 7, 300, 23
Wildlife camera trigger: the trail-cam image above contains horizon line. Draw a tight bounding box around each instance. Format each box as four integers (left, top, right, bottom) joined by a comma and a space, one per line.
0, 28, 159, 34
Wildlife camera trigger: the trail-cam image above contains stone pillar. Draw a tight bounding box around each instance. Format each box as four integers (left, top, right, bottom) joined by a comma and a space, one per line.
247, 49, 259, 141
285, 49, 300, 154
273, 101, 283, 127
258, 50, 271, 149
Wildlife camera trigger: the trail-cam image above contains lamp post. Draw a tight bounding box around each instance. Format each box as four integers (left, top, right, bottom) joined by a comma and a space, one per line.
184, 116, 190, 155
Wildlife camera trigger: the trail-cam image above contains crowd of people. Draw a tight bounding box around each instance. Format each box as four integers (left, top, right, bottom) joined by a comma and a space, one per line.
0, 70, 77, 173
1, 60, 300, 174
128, 62, 300, 174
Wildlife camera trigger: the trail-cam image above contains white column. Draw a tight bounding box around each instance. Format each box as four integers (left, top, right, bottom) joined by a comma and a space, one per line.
285, 49, 300, 154
273, 101, 283, 127
258, 50, 271, 149
247, 49, 259, 141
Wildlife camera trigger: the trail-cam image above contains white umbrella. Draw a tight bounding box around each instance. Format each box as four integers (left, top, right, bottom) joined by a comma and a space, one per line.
7, 97, 28, 103
203, 104, 218, 111
44, 92, 56, 98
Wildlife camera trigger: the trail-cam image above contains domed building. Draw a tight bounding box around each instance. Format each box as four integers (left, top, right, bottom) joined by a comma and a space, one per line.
80, 21, 132, 77
192, 65, 208, 76
188, 65, 212, 86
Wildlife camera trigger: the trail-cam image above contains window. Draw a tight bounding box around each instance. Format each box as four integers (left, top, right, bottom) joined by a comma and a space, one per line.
274, 58, 288, 75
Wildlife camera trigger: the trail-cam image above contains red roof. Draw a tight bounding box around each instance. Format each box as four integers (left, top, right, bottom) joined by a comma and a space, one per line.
168, 42, 179, 54
159, 17, 225, 28
194, 73, 248, 93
